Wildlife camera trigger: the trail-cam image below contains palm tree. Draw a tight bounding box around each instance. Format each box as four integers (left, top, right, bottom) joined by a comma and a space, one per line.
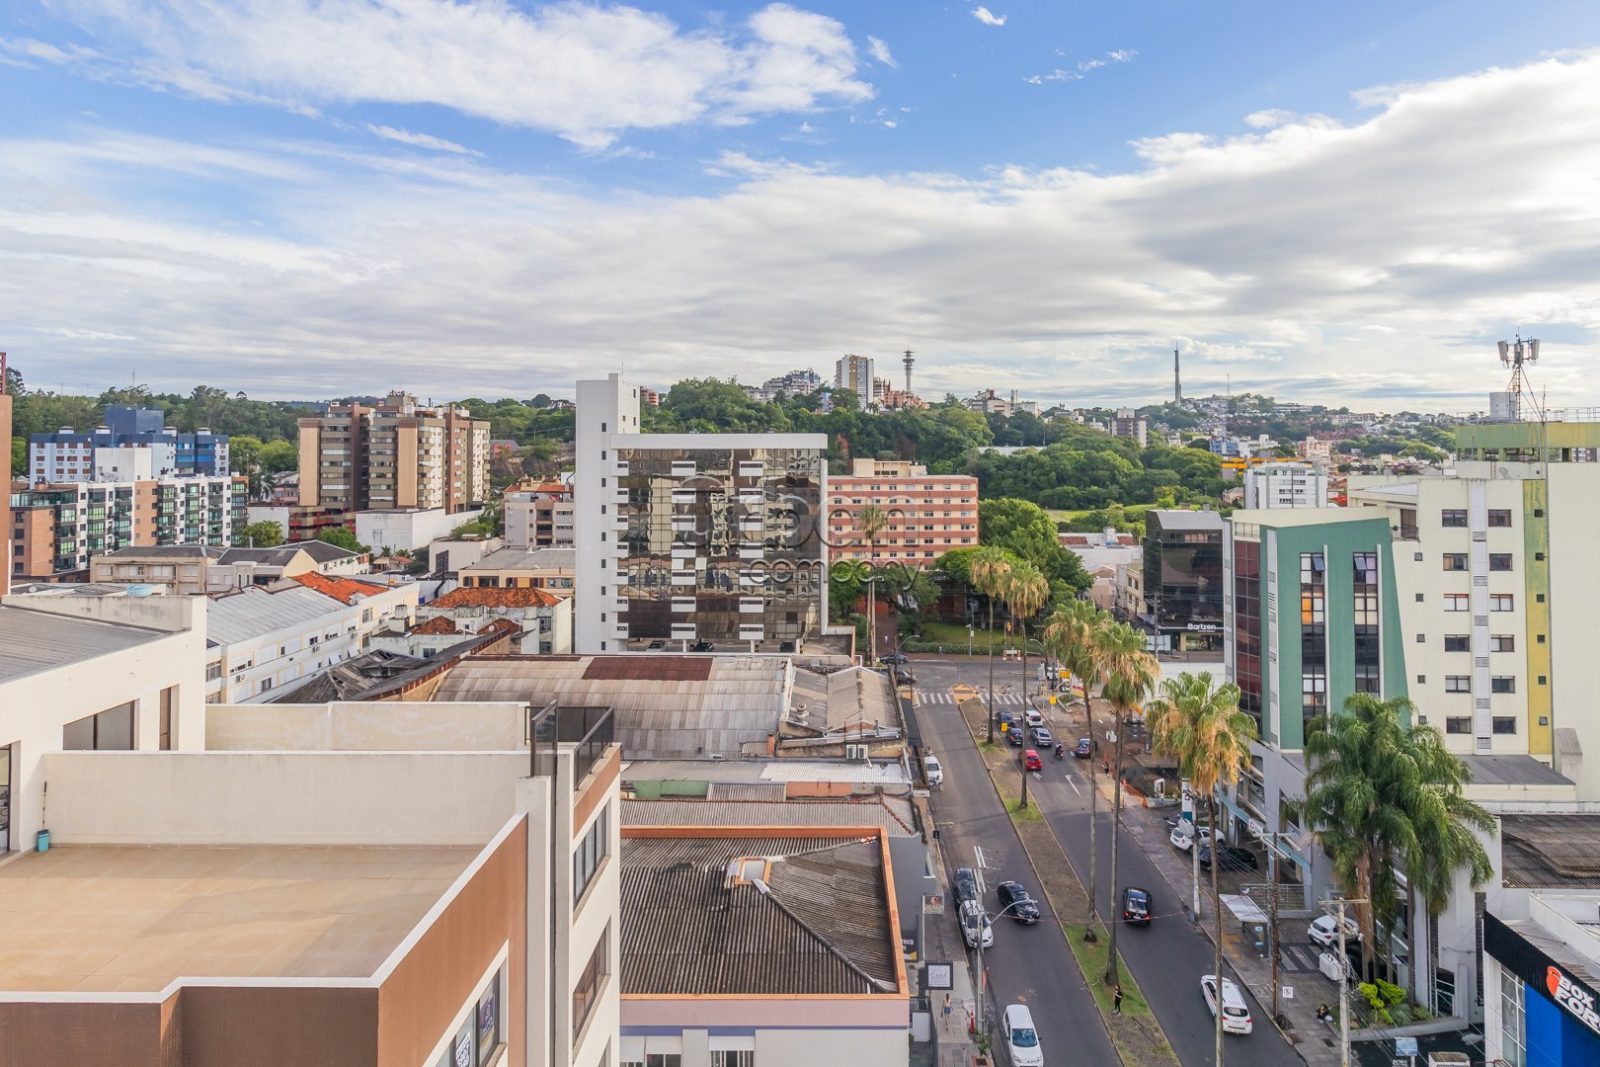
1147, 671, 1256, 1067
1093, 621, 1159, 986
969, 547, 1013, 743
1044, 599, 1108, 936
854, 505, 890, 663
1295, 695, 1493, 986
1001, 561, 1050, 808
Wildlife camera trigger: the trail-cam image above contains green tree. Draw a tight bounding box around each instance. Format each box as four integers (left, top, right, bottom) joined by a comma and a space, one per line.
979, 497, 1090, 594
969, 546, 1014, 743
258, 439, 298, 475
1044, 599, 1109, 935
236, 520, 285, 548
1146, 671, 1257, 1066
1000, 561, 1049, 808
313, 526, 367, 553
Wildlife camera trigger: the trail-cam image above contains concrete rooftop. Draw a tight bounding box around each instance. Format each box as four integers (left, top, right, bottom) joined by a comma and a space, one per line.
0, 844, 478, 993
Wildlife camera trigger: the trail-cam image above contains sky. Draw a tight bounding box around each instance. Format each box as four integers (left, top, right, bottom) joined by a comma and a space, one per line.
2, 1, 1598, 411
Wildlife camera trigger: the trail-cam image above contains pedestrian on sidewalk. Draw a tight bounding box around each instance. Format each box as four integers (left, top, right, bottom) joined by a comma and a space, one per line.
942, 992, 952, 1028
1113, 985, 1123, 1015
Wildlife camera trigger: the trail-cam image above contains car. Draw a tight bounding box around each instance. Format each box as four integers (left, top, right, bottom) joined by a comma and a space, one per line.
1002, 1004, 1044, 1067
923, 754, 944, 788
1199, 843, 1260, 871
893, 668, 916, 685
1121, 885, 1152, 926
1201, 974, 1254, 1035
1024, 709, 1045, 728
1168, 822, 1212, 851
1002, 648, 1022, 662
882, 651, 909, 665
690, 640, 714, 652
958, 899, 994, 949
778, 640, 796, 653
1022, 749, 1043, 772
995, 880, 1041, 925
646, 640, 666, 650
1006, 724, 1026, 746
953, 867, 980, 907
1029, 726, 1054, 747
1074, 736, 1094, 759
1309, 913, 1363, 949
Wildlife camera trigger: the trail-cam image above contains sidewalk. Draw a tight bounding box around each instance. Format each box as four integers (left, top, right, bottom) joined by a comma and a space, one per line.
916, 804, 986, 1067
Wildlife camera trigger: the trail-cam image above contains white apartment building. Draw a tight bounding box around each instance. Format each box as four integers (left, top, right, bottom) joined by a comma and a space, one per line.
1242, 462, 1330, 509
505, 478, 575, 549
834, 353, 874, 400
355, 505, 483, 552
574, 374, 827, 654
1110, 408, 1149, 448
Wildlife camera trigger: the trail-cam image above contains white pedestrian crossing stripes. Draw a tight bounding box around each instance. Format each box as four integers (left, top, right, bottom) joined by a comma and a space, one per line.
912, 688, 1029, 706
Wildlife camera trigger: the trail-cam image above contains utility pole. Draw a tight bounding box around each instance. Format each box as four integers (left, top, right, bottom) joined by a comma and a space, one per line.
1322, 895, 1367, 1067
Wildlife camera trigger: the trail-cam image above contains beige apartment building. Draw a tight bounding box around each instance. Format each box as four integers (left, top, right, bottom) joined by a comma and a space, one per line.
827, 459, 979, 567
297, 391, 489, 524
505, 478, 575, 548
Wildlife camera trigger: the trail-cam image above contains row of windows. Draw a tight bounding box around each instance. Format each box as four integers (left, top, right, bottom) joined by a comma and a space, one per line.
1436, 634, 1516, 652
1440, 508, 1514, 528
1441, 553, 1514, 571
1446, 717, 1519, 735
1442, 676, 1518, 694
1441, 594, 1516, 611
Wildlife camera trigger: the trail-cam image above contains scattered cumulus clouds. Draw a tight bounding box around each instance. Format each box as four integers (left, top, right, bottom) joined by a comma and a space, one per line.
1027, 48, 1137, 86
31, 0, 876, 149
866, 35, 897, 68
972, 7, 1007, 28
1244, 109, 1298, 129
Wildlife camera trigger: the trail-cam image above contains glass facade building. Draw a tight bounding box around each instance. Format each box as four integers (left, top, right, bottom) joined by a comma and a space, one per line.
1142, 509, 1226, 652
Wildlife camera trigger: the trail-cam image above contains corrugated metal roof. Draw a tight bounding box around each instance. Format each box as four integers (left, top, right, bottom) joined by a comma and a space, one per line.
1148, 509, 1224, 531
619, 835, 898, 996
206, 586, 348, 645
462, 547, 575, 572
0, 606, 168, 684
621, 797, 916, 836
1501, 814, 1600, 889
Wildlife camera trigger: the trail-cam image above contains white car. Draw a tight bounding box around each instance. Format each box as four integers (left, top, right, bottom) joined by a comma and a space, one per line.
1003, 1004, 1044, 1067
1169, 824, 1213, 852
1024, 708, 1045, 728
1201, 974, 1254, 1035
958, 899, 993, 949
1309, 914, 1362, 948
923, 754, 943, 788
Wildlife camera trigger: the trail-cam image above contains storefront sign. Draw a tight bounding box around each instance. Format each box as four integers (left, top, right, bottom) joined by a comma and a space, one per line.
1486, 912, 1600, 1037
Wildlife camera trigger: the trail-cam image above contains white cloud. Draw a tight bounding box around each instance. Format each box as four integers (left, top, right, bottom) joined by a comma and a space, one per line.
1031, 49, 1137, 85
972, 7, 1007, 28
1244, 108, 1298, 129
867, 35, 897, 68
38, 1, 875, 149
365, 124, 479, 156
3, 53, 1600, 407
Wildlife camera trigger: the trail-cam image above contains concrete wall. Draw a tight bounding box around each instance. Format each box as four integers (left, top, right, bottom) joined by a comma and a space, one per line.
621, 1000, 909, 1067
41, 750, 529, 845
206, 700, 529, 751
1545, 463, 1600, 797
356, 507, 482, 553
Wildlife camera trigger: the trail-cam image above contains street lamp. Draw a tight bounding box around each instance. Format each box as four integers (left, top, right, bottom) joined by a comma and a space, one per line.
972, 896, 1033, 1039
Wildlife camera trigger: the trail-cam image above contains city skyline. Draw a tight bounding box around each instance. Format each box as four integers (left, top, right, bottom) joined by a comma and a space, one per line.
1, 3, 1598, 408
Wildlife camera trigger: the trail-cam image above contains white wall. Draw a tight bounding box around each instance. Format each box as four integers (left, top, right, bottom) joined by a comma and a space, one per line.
357, 507, 482, 552
1545, 463, 1600, 798
206, 700, 529, 751
575, 374, 637, 653
245, 504, 290, 540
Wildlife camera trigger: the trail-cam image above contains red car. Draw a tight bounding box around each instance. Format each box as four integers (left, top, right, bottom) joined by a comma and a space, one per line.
1022, 749, 1043, 772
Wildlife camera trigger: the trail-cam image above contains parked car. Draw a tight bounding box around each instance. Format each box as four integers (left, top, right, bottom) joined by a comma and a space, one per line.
1006, 724, 1026, 747
953, 867, 980, 907
690, 640, 714, 652
1024, 709, 1045, 728
1121, 886, 1152, 926
923, 754, 944, 788
1073, 737, 1093, 759
958, 899, 994, 949
1022, 749, 1043, 772
1002, 648, 1022, 662
1199, 843, 1260, 871
1002, 1004, 1044, 1067
893, 668, 915, 685
882, 651, 909, 665
1169, 823, 1212, 852
1029, 725, 1054, 748
646, 640, 666, 650
1309, 913, 1363, 948
778, 640, 796, 653
995, 880, 1041, 924
1200, 974, 1254, 1035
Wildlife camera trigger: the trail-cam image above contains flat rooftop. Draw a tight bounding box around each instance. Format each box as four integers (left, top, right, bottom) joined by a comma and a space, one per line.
0, 844, 477, 993
0, 604, 169, 684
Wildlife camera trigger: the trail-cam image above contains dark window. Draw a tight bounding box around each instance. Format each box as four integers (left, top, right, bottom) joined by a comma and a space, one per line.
1415, 593, 1425, 602
1416, 675, 1426, 684
1535, 552, 1546, 561
1538, 634, 1547, 644
1536, 593, 1546, 603
1444, 635, 1470, 652
1493, 717, 1518, 735
1446, 717, 1471, 734
1445, 676, 1471, 693
159, 686, 176, 751
63, 703, 135, 751
711, 1053, 755, 1067
1488, 509, 1513, 527
1352, 552, 1380, 695
1442, 553, 1468, 571
572, 929, 609, 1041
1416, 633, 1426, 643
1489, 554, 1513, 571
1491, 634, 1515, 653
1539, 675, 1547, 685
476, 971, 501, 1066
1533, 508, 1544, 518
1300, 552, 1328, 731
1491, 676, 1516, 694
1441, 509, 1468, 528
573, 807, 610, 907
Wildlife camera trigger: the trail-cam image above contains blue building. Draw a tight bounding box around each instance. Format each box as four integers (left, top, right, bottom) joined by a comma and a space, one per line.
28, 407, 229, 482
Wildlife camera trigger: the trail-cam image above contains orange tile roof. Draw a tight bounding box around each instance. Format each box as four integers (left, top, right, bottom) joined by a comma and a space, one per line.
290, 572, 389, 605
430, 586, 562, 609
410, 616, 460, 635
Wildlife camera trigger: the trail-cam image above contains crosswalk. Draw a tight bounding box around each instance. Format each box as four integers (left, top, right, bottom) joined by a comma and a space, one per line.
911, 688, 1036, 706
1278, 943, 1326, 974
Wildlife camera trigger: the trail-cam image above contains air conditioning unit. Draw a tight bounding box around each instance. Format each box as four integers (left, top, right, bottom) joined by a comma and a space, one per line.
846, 744, 870, 762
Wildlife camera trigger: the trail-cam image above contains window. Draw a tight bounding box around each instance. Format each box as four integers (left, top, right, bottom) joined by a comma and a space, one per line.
1490, 594, 1514, 612
1416, 633, 1426, 643
711, 1053, 755, 1067
1500, 963, 1527, 1067
159, 685, 176, 751
205, 661, 222, 681
573, 807, 609, 907
1445, 676, 1471, 693
1446, 717, 1471, 735
1416, 675, 1426, 684
572, 929, 609, 1041
1444, 634, 1470, 652
1415, 593, 1425, 602
1487, 509, 1513, 527
1441, 553, 1468, 571
63, 703, 135, 750
1493, 718, 1518, 735
1440, 509, 1467, 527
1491, 634, 1515, 653
1489, 554, 1513, 572
1443, 594, 1470, 612
1491, 676, 1516, 694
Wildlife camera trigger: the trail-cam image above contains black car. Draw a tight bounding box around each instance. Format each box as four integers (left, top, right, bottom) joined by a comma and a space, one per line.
1121, 886, 1152, 926
882, 651, 909, 665
1073, 737, 1093, 759
1029, 725, 1054, 748
953, 867, 980, 907
997, 709, 1019, 728
1199, 844, 1261, 872
1006, 724, 1026, 746
690, 640, 715, 652
995, 880, 1042, 925
778, 640, 796, 653
646, 640, 667, 650
894, 668, 915, 685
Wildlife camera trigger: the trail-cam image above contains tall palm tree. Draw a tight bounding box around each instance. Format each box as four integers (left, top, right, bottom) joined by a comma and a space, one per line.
969, 547, 1013, 743
1147, 671, 1256, 1067
1092, 621, 1159, 986
1295, 694, 1493, 985
1001, 561, 1050, 807
1044, 598, 1108, 936
854, 505, 890, 663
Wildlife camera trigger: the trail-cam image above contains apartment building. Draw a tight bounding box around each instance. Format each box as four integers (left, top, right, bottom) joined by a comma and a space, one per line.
505, 478, 575, 548
459, 547, 577, 595
827, 458, 978, 567
297, 391, 489, 523
90, 542, 369, 595
574, 374, 827, 653
1241, 461, 1330, 509
419, 586, 573, 654
1109, 408, 1149, 448
28, 405, 230, 482
834, 353, 874, 401
1141, 509, 1226, 652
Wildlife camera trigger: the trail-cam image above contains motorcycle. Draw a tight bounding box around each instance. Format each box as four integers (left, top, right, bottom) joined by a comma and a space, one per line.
1053, 743, 1065, 761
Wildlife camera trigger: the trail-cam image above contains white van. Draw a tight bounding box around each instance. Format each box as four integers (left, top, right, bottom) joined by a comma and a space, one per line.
923, 754, 944, 788
1003, 1004, 1044, 1067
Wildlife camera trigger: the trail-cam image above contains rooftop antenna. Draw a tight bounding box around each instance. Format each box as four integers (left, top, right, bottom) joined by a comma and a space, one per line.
1496, 334, 1543, 422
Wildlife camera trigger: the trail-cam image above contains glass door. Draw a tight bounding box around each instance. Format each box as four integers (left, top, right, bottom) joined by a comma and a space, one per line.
0, 744, 11, 852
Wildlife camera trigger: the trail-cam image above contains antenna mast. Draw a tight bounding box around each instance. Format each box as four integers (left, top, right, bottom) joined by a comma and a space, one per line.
902, 349, 915, 394
1496, 335, 1542, 421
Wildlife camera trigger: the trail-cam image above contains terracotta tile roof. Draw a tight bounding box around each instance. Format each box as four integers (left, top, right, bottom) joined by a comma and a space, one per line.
289, 572, 388, 605
479, 618, 521, 635
430, 586, 562, 609
411, 616, 459, 635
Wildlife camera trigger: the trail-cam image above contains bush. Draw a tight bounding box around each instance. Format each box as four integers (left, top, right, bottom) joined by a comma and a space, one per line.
1375, 979, 1406, 1007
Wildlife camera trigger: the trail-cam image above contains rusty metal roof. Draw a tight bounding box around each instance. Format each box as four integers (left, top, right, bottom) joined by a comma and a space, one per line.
621, 796, 916, 836
1501, 814, 1600, 888
583, 655, 712, 682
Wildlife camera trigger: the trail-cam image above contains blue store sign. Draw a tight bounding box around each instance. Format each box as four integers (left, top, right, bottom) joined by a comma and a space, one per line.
1486, 912, 1600, 1060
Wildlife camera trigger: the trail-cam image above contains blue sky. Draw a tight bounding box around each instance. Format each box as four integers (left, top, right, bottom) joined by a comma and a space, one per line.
2, 1, 1598, 408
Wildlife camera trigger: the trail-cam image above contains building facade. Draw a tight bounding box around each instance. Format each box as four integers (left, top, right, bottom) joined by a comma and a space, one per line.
1242, 462, 1330, 509
28, 406, 230, 483
834, 354, 874, 401
826, 459, 978, 568
574, 374, 827, 653
1141, 509, 1226, 652
505, 479, 575, 549
1109, 408, 1149, 448
459, 547, 576, 595
1484, 899, 1600, 1067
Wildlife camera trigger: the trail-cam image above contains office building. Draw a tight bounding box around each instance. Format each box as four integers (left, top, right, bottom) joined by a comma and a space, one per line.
1141, 509, 1225, 651
574, 374, 827, 653
1109, 408, 1149, 448
827, 459, 979, 567
28, 406, 230, 483
1241, 462, 1330, 509
505, 478, 575, 548
297, 391, 489, 524
834, 354, 874, 401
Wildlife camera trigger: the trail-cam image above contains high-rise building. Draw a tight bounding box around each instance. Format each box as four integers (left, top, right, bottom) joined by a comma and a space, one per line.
826, 459, 978, 568
505, 477, 575, 548
574, 374, 827, 653
297, 391, 489, 524
834, 354, 874, 401
1141, 509, 1225, 652
1241, 462, 1330, 509
28, 406, 230, 483
1109, 408, 1149, 448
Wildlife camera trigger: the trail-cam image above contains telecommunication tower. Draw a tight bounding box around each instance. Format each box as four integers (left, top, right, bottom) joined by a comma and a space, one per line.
902, 349, 915, 394
1497, 335, 1542, 421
